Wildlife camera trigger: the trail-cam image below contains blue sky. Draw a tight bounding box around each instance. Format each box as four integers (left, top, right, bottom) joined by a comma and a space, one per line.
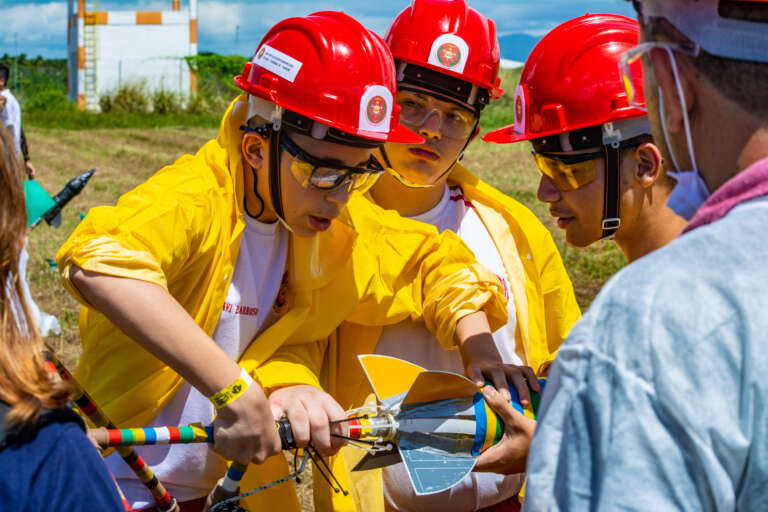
1, 0, 635, 59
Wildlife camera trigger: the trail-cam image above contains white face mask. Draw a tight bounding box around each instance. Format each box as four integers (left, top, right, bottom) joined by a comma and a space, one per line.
654, 50, 711, 219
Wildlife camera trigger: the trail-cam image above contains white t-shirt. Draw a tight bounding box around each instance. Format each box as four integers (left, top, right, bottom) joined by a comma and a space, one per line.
108, 215, 288, 509
0, 89, 22, 155
376, 185, 524, 511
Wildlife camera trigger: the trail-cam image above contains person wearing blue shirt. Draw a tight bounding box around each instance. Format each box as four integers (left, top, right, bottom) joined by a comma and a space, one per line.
483, 1, 768, 510
0, 123, 124, 511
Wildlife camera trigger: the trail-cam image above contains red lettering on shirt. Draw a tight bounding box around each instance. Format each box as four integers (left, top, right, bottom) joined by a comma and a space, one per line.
222, 303, 259, 316
449, 193, 474, 209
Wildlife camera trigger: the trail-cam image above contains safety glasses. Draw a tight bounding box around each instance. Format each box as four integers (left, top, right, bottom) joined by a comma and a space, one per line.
619, 41, 700, 111
532, 150, 602, 191
280, 132, 384, 192
533, 138, 647, 191
397, 92, 476, 140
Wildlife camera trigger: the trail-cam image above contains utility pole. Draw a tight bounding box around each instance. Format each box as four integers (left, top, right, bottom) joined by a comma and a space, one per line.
13, 32, 19, 92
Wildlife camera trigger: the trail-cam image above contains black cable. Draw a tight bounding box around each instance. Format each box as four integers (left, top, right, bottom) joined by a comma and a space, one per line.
307, 444, 349, 496
330, 433, 381, 445
329, 415, 369, 424
209, 451, 310, 512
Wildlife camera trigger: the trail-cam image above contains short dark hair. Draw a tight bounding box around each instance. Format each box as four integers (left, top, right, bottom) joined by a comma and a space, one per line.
640, 4, 768, 119
0, 64, 9, 82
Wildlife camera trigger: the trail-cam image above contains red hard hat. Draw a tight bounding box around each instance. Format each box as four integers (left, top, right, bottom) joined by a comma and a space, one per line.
235, 11, 422, 144
483, 14, 646, 144
384, 0, 503, 99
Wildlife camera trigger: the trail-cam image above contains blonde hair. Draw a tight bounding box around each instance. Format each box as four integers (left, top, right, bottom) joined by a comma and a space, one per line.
0, 127, 70, 426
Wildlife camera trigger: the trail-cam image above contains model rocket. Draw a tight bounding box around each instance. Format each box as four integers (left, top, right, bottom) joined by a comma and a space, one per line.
28, 168, 96, 228
347, 354, 545, 496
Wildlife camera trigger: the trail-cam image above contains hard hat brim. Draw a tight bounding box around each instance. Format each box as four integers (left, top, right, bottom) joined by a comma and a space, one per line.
377, 122, 425, 144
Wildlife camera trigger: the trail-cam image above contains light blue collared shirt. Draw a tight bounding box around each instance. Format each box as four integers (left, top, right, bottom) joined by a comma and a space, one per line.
525, 196, 768, 511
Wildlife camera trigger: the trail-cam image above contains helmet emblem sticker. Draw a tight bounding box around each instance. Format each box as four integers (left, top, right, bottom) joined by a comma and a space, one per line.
428, 34, 469, 74
257, 47, 265, 59
367, 96, 388, 124
358, 85, 393, 134
514, 84, 527, 135
437, 43, 461, 67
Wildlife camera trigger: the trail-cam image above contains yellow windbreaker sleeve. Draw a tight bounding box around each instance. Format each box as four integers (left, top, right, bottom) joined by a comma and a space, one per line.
57, 149, 224, 309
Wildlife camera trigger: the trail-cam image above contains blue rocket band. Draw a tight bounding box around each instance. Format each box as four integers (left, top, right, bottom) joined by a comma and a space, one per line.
471, 392, 486, 456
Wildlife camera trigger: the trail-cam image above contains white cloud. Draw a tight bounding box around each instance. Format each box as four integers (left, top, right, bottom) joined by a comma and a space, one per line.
1, 3, 67, 46
1, 0, 636, 58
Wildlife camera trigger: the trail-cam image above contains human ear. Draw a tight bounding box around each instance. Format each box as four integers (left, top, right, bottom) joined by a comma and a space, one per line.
634, 142, 663, 188
241, 132, 267, 170
649, 48, 696, 136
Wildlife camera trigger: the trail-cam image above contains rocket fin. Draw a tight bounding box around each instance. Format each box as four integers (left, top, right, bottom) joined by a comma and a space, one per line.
398, 436, 476, 495
23, 180, 56, 227
357, 354, 425, 401
394, 369, 481, 494
402, 370, 478, 406
351, 444, 402, 472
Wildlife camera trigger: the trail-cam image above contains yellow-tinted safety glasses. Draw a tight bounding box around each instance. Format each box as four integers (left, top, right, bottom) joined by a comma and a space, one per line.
281, 132, 384, 192
532, 151, 600, 191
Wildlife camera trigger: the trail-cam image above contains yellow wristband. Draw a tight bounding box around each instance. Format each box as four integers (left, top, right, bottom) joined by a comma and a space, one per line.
209, 368, 253, 409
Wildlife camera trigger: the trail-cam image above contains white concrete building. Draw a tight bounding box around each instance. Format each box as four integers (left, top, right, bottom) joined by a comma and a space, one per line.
67, 0, 198, 111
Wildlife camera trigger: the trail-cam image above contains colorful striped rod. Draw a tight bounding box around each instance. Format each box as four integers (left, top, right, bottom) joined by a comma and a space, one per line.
89, 424, 214, 448
86, 423, 249, 504
44, 349, 178, 512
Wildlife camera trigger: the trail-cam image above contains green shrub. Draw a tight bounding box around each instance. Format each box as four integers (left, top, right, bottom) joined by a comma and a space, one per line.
24, 87, 75, 112
152, 88, 183, 114
100, 81, 150, 113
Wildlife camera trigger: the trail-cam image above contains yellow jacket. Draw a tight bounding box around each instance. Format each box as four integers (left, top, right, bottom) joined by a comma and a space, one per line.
274, 165, 582, 511
56, 95, 508, 511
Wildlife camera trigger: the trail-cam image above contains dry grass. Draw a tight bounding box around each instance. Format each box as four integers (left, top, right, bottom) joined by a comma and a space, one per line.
25, 126, 214, 367
24, 124, 625, 510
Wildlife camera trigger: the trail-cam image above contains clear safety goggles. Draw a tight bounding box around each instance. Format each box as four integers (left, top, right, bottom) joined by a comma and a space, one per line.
397, 92, 477, 140
280, 132, 384, 192
619, 41, 700, 111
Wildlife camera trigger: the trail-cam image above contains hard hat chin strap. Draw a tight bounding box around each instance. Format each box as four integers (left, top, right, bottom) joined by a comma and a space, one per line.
240, 122, 292, 231
601, 144, 622, 240
267, 126, 292, 231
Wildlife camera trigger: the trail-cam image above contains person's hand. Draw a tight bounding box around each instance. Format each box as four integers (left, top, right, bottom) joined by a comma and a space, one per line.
474, 385, 536, 475
269, 385, 347, 457
24, 161, 36, 180
212, 382, 282, 465
455, 316, 539, 405
465, 360, 540, 405
0, 95, 6, 112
